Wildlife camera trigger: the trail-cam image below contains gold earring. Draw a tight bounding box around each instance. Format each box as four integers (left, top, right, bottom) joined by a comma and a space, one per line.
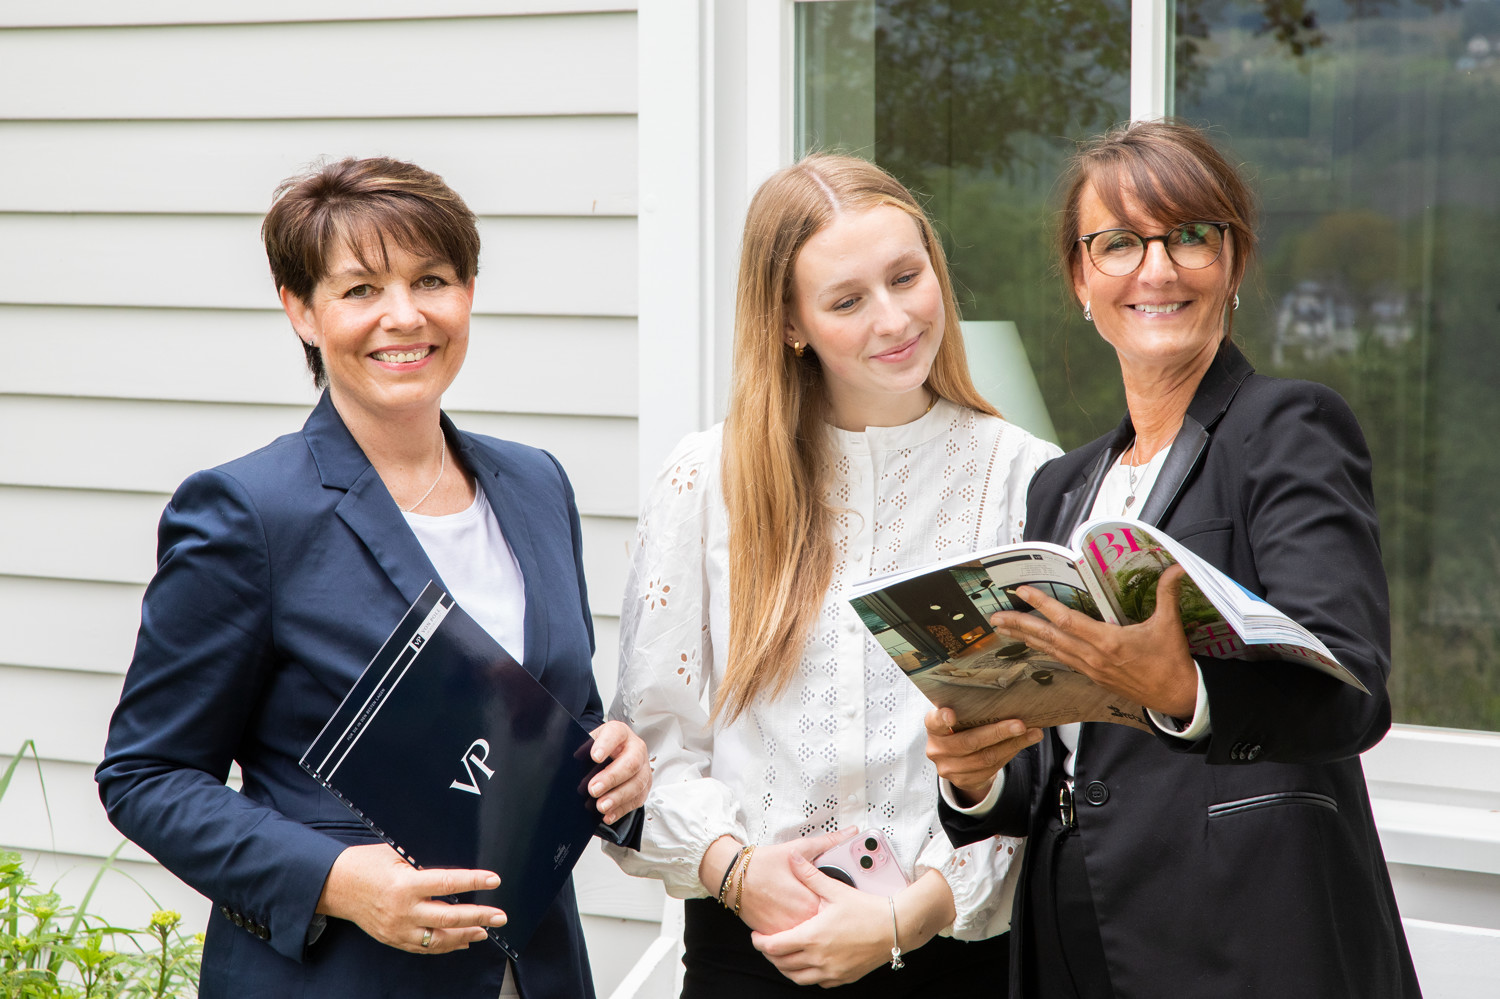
791, 341, 805, 358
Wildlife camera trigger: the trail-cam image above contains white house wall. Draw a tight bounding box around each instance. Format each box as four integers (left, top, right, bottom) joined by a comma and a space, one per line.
0, 4, 662, 996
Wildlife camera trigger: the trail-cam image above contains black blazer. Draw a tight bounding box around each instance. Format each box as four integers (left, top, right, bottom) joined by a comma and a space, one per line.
98, 393, 638, 999
944, 340, 1420, 997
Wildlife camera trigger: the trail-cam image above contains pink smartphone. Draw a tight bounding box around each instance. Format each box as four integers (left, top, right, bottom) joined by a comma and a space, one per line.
812, 829, 910, 897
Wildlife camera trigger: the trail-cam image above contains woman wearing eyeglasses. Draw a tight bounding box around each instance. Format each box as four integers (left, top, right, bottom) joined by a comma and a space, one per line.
925, 120, 1420, 998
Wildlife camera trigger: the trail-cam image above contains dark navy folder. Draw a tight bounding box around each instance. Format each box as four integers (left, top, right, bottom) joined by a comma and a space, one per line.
300, 581, 603, 962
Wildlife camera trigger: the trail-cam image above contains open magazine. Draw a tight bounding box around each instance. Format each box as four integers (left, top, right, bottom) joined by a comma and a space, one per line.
847, 517, 1368, 732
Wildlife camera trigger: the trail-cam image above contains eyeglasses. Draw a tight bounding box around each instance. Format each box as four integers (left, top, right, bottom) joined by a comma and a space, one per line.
1077, 222, 1229, 277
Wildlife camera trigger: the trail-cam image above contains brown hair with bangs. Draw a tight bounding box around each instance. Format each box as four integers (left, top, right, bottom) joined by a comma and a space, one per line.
1056, 119, 1258, 337
717, 153, 999, 723
262, 157, 481, 387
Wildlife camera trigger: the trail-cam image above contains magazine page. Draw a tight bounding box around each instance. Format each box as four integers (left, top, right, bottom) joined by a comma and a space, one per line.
1072, 518, 1367, 692
848, 545, 1150, 731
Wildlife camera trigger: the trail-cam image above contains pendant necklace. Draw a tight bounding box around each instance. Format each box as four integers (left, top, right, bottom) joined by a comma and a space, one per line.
1122, 439, 1142, 511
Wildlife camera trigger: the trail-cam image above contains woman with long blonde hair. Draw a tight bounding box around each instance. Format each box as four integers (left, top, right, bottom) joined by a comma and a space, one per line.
607, 154, 1058, 995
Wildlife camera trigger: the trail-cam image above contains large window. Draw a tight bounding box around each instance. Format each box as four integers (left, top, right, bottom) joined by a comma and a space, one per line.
797, 0, 1500, 731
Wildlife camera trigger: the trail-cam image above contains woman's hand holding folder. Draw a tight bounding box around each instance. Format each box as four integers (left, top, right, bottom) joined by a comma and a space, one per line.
316, 843, 507, 954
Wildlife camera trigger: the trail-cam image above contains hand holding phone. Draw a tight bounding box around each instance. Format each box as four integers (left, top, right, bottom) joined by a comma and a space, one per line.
811, 829, 909, 897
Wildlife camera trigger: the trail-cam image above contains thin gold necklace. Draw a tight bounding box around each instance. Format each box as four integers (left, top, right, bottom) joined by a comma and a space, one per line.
402, 435, 447, 514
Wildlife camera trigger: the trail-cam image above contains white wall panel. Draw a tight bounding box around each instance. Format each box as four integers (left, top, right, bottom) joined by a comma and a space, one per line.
0, 2, 634, 27
0, 3, 650, 977
0, 577, 144, 674
0, 666, 123, 766
0, 117, 636, 216
0, 215, 637, 317
0, 307, 635, 416
0, 16, 636, 120
1, 396, 635, 515
0, 757, 142, 861
0, 580, 620, 681
450, 409, 638, 517
0, 488, 163, 585
0, 486, 630, 604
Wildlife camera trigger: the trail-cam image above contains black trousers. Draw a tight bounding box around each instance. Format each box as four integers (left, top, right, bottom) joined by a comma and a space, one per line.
680, 898, 1009, 998
1023, 813, 1114, 999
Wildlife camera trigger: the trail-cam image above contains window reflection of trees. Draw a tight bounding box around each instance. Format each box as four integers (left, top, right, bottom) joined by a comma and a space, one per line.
800, 0, 1500, 729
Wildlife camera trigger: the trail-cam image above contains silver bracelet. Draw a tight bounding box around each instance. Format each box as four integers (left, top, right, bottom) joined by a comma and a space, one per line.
887, 897, 904, 971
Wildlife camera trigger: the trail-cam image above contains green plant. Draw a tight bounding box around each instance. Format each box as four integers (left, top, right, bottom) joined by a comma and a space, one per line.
1, 742, 203, 998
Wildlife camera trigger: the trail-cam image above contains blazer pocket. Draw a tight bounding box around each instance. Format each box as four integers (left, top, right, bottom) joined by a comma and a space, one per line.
1164, 517, 1233, 565
1165, 517, 1232, 544
1208, 790, 1337, 819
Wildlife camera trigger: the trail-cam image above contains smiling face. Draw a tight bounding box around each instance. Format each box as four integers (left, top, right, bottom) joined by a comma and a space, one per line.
281, 237, 475, 429
785, 204, 945, 430
1072, 180, 1234, 378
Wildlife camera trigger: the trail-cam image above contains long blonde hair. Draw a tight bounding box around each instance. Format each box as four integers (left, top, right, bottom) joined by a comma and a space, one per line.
717, 153, 998, 723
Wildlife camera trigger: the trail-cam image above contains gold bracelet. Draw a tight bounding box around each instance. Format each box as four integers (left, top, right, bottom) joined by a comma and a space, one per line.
888, 897, 905, 970
716, 848, 743, 908
732, 845, 755, 916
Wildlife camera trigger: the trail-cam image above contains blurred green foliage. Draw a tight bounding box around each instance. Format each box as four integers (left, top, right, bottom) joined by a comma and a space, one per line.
1, 744, 202, 998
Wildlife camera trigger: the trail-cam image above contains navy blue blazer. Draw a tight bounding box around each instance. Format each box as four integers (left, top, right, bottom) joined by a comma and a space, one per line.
942, 340, 1419, 997
98, 393, 633, 999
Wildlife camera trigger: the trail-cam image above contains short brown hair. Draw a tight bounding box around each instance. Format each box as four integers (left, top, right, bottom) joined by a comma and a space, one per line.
1056, 119, 1258, 335
261, 157, 480, 387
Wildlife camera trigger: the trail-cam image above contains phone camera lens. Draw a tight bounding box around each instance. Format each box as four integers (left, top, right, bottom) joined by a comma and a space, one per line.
860, 855, 874, 870
864, 837, 878, 851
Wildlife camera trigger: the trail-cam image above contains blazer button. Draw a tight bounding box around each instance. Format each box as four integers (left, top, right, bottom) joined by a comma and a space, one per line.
1084, 780, 1109, 806
1246, 744, 1262, 761
256, 924, 271, 940
230, 912, 245, 928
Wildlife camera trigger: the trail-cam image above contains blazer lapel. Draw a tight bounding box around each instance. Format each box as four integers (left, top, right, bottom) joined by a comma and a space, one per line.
302, 392, 443, 606
1137, 339, 1254, 526
1136, 414, 1207, 527
1059, 339, 1257, 533
451, 424, 551, 678
1050, 422, 1133, 542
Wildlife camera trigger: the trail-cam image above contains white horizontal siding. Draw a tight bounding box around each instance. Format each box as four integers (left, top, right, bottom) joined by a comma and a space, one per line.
0, 15, 636, 119
0, 117, 636, 215
0, 667, 122, 765
0, 5, 651, 974
0, 757, 136, 860
0, 307, 636, 416
0, 215, 637, 317
0, 576, 143, 674
0, 397, 636, 516
0, 2, 634, 27
0, 483, 631, 602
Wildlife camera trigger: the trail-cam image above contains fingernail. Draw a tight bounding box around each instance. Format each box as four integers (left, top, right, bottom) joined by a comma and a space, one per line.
485, 875, 500, 888
589, 782, 603, 795
490, 913, 507, 926
600, 798, 614, 813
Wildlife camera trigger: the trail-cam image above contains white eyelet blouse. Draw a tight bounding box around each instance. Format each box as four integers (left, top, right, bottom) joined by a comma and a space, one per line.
604, 399, 1061, 938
